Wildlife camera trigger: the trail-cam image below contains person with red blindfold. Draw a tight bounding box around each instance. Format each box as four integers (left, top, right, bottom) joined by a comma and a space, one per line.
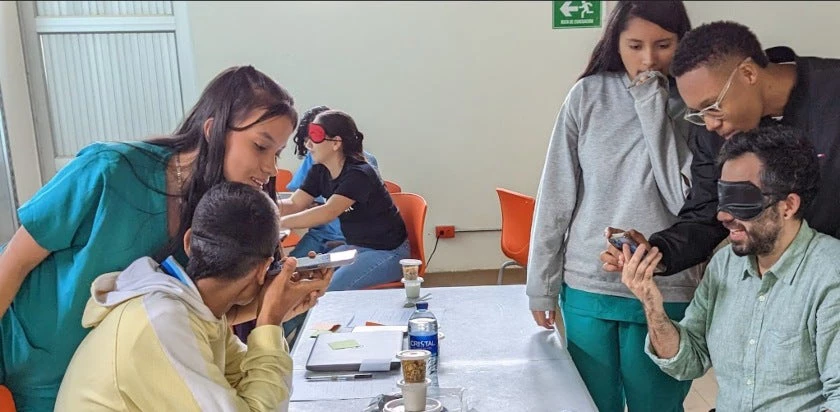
285, 105, 382, 260
278, 110, 409, 291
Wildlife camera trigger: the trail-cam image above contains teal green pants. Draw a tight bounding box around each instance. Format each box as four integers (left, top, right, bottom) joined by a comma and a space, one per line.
562, 286, 692, 412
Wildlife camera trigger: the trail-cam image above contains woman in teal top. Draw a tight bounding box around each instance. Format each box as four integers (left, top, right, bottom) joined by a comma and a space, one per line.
0, 65, 300, 411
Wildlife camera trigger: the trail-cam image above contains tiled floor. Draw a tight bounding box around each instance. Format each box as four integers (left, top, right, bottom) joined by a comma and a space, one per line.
423, 268, 718, 410
685, 369, 717, 411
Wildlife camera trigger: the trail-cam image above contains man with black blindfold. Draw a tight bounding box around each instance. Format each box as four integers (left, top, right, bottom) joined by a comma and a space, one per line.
618, 125, 840, 411
600, 21, 840, 276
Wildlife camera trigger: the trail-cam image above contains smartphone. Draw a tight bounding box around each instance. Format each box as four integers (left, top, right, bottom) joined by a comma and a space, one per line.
609, 232, 639, 254
293, 249, 358, 272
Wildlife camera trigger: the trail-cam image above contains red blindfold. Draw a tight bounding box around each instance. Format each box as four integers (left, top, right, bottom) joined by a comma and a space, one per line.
308, 124, 330, 143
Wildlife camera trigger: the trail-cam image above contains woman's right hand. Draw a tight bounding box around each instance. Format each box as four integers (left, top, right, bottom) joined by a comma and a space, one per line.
532, 310, 556, 330
0, 227, 50, 318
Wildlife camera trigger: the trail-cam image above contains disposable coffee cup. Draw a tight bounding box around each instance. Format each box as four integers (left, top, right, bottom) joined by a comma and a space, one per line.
397, 378, 432, 412
401, 277, 424, 299
383, 397, 442, 412
399, 259, 422, 281
396, 349, 430, 383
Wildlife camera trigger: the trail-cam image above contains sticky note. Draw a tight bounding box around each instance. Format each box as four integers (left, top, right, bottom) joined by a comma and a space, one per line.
329, 339, 361, 350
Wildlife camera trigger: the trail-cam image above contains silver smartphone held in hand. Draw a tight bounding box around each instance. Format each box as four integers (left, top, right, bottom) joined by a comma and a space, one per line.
293, 249, 358, 272
609, 232, 639, 254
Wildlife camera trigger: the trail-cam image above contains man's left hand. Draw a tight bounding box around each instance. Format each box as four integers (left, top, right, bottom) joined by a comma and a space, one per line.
620, 243, 664, 309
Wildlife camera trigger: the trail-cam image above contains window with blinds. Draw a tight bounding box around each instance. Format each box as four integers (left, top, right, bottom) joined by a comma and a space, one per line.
17, 0, 195, 178
0, 86, 19, 243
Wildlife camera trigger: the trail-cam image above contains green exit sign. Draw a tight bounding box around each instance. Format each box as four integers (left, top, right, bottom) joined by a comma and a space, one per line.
553, 1, 602, 29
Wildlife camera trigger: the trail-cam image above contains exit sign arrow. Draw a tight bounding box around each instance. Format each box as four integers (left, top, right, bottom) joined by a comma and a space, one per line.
553, 1, 602, 29
559, 1, 579, 17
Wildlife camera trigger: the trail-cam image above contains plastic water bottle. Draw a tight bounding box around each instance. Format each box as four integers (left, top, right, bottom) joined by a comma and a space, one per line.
408, 301, 439, 384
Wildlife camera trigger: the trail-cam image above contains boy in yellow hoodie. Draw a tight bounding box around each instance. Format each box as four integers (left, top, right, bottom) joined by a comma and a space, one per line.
55, 182, 332, 411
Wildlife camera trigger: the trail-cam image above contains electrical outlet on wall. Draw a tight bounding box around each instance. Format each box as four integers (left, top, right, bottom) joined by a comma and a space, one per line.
435, 225, 455, 239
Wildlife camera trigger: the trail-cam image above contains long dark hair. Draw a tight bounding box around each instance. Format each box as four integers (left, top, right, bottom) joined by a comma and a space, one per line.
186, 181, 280, 281
579, 1, 691, 80
293, 105, 331, 158
313, 110, 366, 164
147, 65, 297, 258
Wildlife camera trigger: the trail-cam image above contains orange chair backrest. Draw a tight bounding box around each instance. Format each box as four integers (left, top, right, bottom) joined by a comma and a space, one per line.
383, 180, 402, 193
0, 385, 15, 412
392, 192, 427, 276
496, 188, 535, 267
275, 169, 293, 192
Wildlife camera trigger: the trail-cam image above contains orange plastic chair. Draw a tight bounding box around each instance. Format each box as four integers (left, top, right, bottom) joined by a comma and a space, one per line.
383, 180, 402, 193
275, 169, 301, 248
281, 231, 302, 249
275, 169, 293, 192
368, 192, 428, 289
0, 385, 15, 412
496, 188, 535, 285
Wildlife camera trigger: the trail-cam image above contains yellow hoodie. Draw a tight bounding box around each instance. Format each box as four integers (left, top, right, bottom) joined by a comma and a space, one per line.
55, 257, 293, 411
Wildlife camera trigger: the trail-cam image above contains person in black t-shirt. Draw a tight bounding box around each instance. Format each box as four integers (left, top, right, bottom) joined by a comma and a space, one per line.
279, 110, 409, 291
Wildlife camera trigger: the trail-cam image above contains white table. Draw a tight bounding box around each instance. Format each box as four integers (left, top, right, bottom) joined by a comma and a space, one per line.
288, 285, 596, 411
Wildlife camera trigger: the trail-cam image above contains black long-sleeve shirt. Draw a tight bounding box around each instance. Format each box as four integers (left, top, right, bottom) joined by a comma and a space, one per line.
650, 46, 840, 275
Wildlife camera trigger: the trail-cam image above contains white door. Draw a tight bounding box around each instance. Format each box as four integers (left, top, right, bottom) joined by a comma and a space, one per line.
17, 0, 195, 180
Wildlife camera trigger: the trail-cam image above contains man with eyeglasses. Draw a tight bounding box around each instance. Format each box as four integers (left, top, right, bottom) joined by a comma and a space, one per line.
619, 125, 840, 411
601, 21, 840, 278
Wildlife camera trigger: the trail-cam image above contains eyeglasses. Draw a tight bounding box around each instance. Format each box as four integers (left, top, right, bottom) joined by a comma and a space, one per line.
684, 58, 749, 126
307, 123, 340, 144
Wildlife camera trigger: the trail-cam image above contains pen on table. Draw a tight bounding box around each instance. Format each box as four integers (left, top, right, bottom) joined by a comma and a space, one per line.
305, 373, 374, 381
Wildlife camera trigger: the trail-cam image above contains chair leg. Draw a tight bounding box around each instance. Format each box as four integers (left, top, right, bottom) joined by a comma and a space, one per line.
498, 260, 518, 285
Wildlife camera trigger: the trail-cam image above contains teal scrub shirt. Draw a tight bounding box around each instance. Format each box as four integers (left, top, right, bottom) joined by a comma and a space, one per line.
1, 141, 174, 411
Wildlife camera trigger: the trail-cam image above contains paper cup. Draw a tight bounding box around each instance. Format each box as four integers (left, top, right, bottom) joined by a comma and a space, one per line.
396, 349, 430, 383
384, 395, 442, 412
397, 378, 433, 412
401, 277, 424, 299
399, 259, 422, 280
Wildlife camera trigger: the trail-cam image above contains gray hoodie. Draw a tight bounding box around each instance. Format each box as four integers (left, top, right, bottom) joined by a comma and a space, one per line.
527, 71, 704, 311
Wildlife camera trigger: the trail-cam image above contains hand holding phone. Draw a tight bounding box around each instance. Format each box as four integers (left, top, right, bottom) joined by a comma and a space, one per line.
605, 229, 666, 274
608, 232, 640, 254
257, 257, 333, 326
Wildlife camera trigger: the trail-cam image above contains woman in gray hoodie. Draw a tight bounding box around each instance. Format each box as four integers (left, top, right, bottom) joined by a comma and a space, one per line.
526, 2, 702, 411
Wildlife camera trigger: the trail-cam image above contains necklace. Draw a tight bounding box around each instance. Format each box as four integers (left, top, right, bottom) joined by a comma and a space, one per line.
175, 153, 184, 205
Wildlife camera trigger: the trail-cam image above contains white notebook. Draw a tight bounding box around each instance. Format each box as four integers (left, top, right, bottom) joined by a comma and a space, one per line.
305, 330, 403, 372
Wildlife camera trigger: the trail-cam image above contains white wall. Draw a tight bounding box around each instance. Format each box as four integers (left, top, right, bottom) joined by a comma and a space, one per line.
0, 1, 41, 203
187, 1, 604, 272
4, 1, 837, 270
685, 2, 840, 58
185, 0, 840, 272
